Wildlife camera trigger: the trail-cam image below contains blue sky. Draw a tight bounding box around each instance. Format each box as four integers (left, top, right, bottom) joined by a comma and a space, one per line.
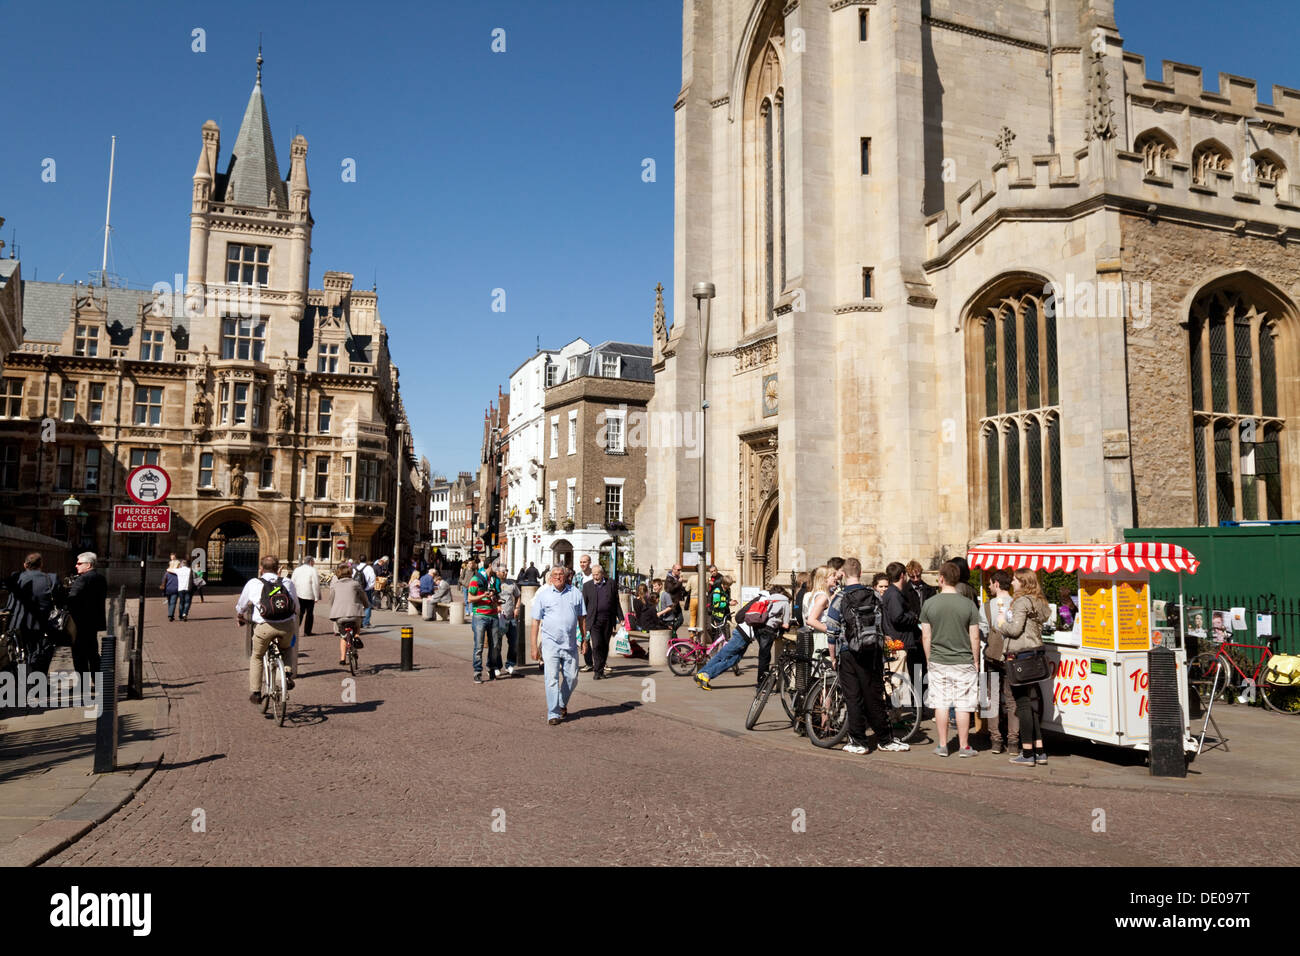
3, 0, 1296, 474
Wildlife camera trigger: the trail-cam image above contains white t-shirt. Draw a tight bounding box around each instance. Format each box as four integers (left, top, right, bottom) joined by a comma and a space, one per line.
174, 566, 192, 591
359, 563, 376, 588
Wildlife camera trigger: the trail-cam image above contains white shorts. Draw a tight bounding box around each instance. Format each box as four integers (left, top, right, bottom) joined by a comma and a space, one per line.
928, 661, 979, 712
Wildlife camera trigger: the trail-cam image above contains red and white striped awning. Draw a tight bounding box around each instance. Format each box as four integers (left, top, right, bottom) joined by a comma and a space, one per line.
966, 542, 1199, 576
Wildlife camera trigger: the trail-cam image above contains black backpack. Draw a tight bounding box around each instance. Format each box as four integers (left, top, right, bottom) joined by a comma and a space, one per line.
257, 577, 295, 622
841, 586, 881, 653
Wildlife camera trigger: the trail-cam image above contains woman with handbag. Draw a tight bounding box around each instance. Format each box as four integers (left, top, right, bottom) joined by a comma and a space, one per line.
1000, 567, 1051, 766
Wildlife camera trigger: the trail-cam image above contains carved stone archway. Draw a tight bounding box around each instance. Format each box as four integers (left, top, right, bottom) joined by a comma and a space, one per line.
738, 427, 779, 589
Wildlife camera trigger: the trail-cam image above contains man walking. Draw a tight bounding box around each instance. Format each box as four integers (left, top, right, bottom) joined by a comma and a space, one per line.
236, 556, 299, 705
531, 565, 588, 725
66, 551, 107, 683
498, 568, 524, 675
982, 569, 1018, 754
835, 558, 910, 755
292, 556, 321, 636
355, 555, 377, 628
574, 554, 595, 670
582, 563, 618, 679
467, 559, 501, 682
920, 561, 982, 757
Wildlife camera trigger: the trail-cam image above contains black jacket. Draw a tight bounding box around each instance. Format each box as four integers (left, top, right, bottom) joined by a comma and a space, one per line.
67, 569, 108, 636
582, 577, 618, 624
903, 579, 936, 618
5, 568, 58, 635
881, 584, 919, 648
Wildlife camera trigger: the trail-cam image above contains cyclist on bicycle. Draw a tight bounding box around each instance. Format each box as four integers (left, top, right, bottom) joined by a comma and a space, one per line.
236, 555, 299, 705
694, 586, 792, 690
329, 564, 370, 665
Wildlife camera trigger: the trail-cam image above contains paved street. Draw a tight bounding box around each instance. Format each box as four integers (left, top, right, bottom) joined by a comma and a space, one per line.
42, 593, 1300, 867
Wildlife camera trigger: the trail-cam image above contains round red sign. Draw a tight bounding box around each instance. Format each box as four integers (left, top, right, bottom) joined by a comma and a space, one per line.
126, 464, 172, 505
336, 540, 347, 550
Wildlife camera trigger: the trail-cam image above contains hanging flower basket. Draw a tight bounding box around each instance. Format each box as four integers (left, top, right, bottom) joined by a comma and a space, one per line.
543, 518, 557, 533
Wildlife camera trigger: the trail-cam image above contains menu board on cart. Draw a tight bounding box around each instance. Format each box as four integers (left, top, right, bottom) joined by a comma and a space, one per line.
1115, 579, 1150, 651
1079, 578, 1113, 650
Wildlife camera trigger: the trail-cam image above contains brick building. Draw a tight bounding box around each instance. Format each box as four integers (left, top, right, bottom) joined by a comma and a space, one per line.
0, 56, 417, 582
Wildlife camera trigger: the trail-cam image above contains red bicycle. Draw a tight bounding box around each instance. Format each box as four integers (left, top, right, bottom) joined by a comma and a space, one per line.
1189, 634, 1300, 716
666, 621, 741, 677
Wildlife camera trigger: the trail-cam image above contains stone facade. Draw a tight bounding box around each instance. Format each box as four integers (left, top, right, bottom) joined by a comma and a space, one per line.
0, 60, 417, 582
641, 0, 1300, 588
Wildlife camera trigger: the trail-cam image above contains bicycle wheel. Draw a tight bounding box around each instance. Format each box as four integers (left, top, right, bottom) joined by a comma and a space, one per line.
667, 643, 699, 676
745, 668, 779, 730
1188, 651, 1227, 709
347, 643, 358, 677
1259, 661, 1300, 716
777, 656, 797, 722
885, 671, 923, 743
273, 659, 288, 725
804, 673, 850, 749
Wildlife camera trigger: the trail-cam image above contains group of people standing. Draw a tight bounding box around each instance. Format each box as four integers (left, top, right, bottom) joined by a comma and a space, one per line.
2, 551, 107, 686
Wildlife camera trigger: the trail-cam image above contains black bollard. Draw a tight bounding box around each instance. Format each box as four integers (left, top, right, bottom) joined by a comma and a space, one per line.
401, 625, 414, 671
93, 630, 118, 773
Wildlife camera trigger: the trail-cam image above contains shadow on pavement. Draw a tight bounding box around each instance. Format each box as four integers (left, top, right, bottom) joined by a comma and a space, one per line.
163, 752, 226, 770
566, 702, 641, 722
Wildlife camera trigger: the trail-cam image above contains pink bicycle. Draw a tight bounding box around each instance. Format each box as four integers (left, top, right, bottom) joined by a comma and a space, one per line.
666, 621, 741, 677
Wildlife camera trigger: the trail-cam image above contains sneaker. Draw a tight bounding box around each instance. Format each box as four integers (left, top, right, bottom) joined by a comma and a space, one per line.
878, 740, 910, 753
990, 742, 1006, 755
1034, 752, 1048, 765
934, 744, 950, 757
1009, 753, 1037, 766
694, 673, 712, 691
507, 666, 516, 676
473, 673, 484, 684
548, 717, 561, 726
842, 743, 868, 755
285, 677, 296, 691
494, 669, 503, 679
957, 746, 977, 758
249, 692, 262, 705
579, 663, 593, 673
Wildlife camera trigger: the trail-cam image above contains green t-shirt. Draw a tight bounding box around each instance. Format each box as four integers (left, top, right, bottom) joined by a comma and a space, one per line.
919, 592, 980, 665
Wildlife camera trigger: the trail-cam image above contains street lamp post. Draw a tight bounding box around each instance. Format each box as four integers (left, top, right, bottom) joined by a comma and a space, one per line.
693, 281, 715, 625
393, 422, 405, 590
62, 494, 81, 556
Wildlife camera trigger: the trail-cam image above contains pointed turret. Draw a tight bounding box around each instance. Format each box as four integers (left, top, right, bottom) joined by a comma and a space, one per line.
224, 47, 286, 208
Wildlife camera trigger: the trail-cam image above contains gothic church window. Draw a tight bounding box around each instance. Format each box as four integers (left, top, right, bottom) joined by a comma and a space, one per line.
971, 287, 1062, 533
743, 9, 786, 332
1189, 287, 1285, 524
1192, 140, 1233, 186
1134, 129, 1176, 178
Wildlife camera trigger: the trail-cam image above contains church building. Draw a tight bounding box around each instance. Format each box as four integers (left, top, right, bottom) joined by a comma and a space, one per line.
641, 0, 1300, 587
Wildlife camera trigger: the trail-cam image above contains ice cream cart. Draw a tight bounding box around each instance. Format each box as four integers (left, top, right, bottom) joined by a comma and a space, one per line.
966, 542, 1201, 754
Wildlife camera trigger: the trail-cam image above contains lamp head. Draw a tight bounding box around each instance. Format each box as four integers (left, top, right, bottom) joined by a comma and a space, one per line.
692, 282, 716, 302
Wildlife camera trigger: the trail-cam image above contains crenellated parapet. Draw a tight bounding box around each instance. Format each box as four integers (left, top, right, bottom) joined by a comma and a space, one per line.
1122, 54, 1300, 127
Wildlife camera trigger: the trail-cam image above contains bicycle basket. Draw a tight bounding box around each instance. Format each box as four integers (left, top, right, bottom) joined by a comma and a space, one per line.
1264, 654, 1300, 687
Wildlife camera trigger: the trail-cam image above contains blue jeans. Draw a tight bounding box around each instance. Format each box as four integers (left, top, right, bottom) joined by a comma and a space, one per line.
166, 592, 178, 618
541, 643, 578, 719
471, 614, 498, 675
177, 590, 192, 620
499, 615, 520, 669
700, 629, 750, 680
363, 589, 374, 627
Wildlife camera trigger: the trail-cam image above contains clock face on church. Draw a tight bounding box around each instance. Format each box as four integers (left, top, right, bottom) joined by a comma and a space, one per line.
763, 376, 778, 415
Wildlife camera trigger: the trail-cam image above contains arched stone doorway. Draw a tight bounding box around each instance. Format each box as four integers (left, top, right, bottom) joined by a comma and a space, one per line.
190, 506, 276, 586
755, 497, 779, 589
550, 539, 573, 569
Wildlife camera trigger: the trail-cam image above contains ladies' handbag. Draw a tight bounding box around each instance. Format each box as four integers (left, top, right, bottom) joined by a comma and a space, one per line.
1007, 647, 1050, 685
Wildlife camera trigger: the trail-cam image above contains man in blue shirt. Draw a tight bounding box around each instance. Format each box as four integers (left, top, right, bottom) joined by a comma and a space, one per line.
530, 565, 588, 725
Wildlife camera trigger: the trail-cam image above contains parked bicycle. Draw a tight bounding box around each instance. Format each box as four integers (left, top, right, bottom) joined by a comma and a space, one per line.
260, 636, 290, 725
1189, 633, 1300, 716
666, 622, 741, 677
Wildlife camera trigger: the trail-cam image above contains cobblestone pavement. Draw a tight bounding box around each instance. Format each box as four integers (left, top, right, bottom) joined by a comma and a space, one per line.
46, 595, 1300, 866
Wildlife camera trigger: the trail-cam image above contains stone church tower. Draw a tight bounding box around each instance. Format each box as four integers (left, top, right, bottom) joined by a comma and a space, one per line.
640, 0, 1300, 587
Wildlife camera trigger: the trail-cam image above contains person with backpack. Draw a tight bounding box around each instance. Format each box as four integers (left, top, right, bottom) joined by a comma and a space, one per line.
692, 586, 791, 690
236, 555, 300, 706
354, 556, 377, 626
834, 558, 911, 755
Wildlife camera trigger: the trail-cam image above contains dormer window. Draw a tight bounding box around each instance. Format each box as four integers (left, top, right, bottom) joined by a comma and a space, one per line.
601, 354, 619, 378
226, 243, 270, 286
569, 356, 581, 379
75, 324, 99, 357
318, 341, 339, 373
545, 361, 558, 388
140, 328, 165, 361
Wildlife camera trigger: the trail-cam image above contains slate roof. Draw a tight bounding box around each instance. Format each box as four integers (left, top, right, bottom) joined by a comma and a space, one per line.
223, 79, 287, 209
18, 281, 187, 344
0, 260, 17, 290
567, 340, 654, 383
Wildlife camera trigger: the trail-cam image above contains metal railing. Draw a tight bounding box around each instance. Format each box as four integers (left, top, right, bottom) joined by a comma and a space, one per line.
1155, 591, 1299, 655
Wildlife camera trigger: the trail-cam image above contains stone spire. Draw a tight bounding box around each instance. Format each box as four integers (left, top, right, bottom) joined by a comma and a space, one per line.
224, 45, 286, 207
652, 281, 667, 365
1085, 33, 1117, 142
